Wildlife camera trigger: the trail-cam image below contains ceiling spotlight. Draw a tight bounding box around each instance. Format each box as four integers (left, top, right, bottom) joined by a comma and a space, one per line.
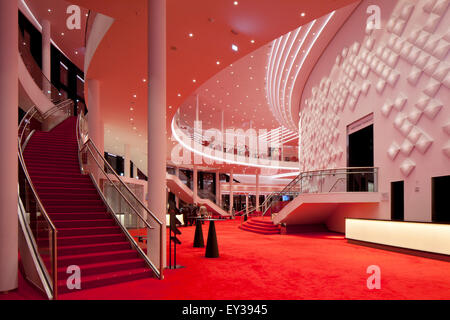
250, 40, 255, 44
233, 1, 238, 5
130, 107, 134, 111
177, 93, 181, 97
75, 51, 78, 55
48, 9, 52, 12
301, 12, 306, 17
61, 32, 65, 36
216, 61, 220, 65
142, 78, 147, 82
232, 44, 238, 51
193, 79, 197, 83
188, 33, 194, 37
133, 94, 137, 98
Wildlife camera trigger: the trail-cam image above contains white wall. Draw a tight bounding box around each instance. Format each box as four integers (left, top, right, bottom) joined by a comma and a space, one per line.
299, 0, 450, 231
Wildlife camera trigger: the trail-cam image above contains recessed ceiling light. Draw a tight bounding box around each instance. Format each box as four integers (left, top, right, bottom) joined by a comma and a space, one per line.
250, 40, 255, 44
130, 107, 134, 111
177, 93, 181, 97
61, 32, 64, 36
47, 9, 52, 12
142, 78, 147, 82
233, 1, 238, 5
232, 44, 238, 51
216, 61, 220, 65
301, 12, 306, 17
188, 33, 194, 37
75, 51, 78, 55
193, 79, 196, 83
133, 94, 137, 98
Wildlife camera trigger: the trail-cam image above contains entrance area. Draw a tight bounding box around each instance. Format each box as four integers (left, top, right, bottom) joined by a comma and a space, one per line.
347, 115, 374, 192
391, 181, 404, 221
432, 175, 450, 223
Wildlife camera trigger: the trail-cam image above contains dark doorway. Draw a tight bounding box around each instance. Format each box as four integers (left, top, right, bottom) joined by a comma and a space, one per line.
391, 181, 404, 221
347, 124, 374, 191
432, 175, 450, 223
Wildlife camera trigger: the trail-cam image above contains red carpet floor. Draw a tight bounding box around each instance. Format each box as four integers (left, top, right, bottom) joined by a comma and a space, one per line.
5, 219, 450, 300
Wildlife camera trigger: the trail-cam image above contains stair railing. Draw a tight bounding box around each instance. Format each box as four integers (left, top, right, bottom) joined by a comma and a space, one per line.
19, 30, 65, 104
76, 109, 164, 280
260, 167, 379, 219
18, 99, 74, 300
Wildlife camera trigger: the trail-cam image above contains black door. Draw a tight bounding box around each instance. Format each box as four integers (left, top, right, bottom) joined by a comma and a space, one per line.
432, 175, 450, 223
347, 125, 374, 191
391, 181, 404, 221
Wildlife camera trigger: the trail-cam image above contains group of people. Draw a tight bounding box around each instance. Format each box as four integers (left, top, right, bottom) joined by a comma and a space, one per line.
179, 203, 210, 226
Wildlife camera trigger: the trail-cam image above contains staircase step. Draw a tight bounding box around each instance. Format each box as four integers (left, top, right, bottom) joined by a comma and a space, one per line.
48, 212, 110, 221
56, 249, 139, 267
239, 225, 280, 235
242, 223, 280, 232
57, 226, 120, 237
57, 258, 146, 279
58, 241, 132, 256
53, 219, 116, 229
55, 233, 127, 246
58, 268, 152, 294
39, 192, 100, 200
42, 199, 105, 207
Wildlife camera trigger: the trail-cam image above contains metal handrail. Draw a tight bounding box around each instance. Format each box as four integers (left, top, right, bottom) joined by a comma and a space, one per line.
18, 99, 74, 300
18, 31, 64, 104
261, 167, 379, 217
76, 110, 164, 279
82, 142, 155, 231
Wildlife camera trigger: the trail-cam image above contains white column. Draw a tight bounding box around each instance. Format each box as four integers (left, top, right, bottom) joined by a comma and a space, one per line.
124, 144, 130, 177
193, 167, 198, 204
175, 167, 180, 208
0, 0, 18, 293
255, 171, 260, 211
147, 0, 167, 269
133, 163, 138, 178
245, 194, 249, 215
41, 19, 51, 95
87, 79, 104, 152
215, 171, 220, 206
229, 171, 234, 214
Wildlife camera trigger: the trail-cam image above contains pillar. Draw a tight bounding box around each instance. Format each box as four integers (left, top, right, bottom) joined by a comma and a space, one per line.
124, 144, 130, 177
41, 19, 51, 97
193, 167, 198, 204
0, 0, 18, 293
147, 0, 167, 269
245, 193, 249, 215
87, 79, 104, 152
41, 20, 51, 79
215, 171, 220, 206
229, 171, 234, 215
175, 167, 180, 208
255, 171, 260, 211
133, 163, 138, 178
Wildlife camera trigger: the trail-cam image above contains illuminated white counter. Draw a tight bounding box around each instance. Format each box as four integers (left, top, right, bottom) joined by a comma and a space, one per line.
345, 218, 450, 256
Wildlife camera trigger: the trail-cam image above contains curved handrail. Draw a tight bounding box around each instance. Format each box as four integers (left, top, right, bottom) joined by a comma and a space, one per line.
18, 31, 64, 104
18, 99, 74, 300
76, 109, 164, 279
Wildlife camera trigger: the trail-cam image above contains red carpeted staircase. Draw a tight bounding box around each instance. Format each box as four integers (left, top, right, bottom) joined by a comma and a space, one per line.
23, 117, 153, 295
239, 217, 281, 235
